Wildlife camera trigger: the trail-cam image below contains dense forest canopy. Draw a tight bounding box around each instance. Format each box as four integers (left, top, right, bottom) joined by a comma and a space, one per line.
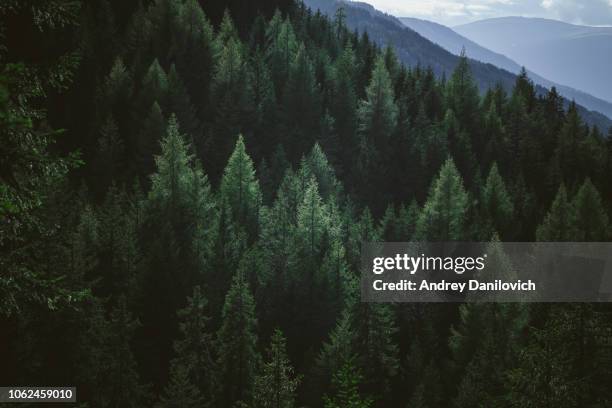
1, 0, 612, 407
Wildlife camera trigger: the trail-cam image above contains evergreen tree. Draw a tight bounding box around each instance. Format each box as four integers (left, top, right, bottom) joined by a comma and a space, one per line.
167, 286, 214, 402
446, 50, 480, 132
254, 329, 300, 408
216, 271, 260, 407
415, 158, 469, 241
210, 37, 252, 179
171, 0, 216, 121
572, 178, 609, 241
536, 184, 576, 241
356, 56, 398, 206
282, 44, 321, 159
324, 359, 373, 408
481, 163, 514, 239
220, 135, 262, 239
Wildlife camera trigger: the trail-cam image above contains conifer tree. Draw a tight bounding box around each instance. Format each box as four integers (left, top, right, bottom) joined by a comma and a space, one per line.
536, 184, 576, 241
415, 158, 469, 241
210, 37, 252, 178
157, 364, 203, 408
220, 135, 262, 239
107, 296, 147, 407
171, 0, 216, 120
170, 286, 214, 400
167, 65, 201, 142
324, 359, 372, 408
296, 178, 329, 260
349, 299, 399, 399
356, 56, 398, 205
446, 51, 480, 132
282, 44, 321, 159
253, 329, 300, 408
572, 178, 609, 241
266, 16, 298, 96
216, 272, 260, 407
481, 163, 514, 239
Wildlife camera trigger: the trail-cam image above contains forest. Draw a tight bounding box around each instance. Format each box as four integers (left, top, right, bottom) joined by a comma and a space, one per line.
1, 0, 612, 407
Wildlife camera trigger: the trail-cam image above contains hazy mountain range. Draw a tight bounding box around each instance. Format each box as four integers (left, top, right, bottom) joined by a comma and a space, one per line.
303, 0, 612, 129
455, 17, 612, 104
400, 17, 612, 120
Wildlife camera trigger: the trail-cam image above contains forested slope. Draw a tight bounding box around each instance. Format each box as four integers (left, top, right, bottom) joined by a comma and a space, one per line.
1, 1, 612, 407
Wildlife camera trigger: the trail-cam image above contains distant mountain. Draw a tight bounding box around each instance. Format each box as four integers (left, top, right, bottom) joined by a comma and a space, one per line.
302, 0, 612, 130
455, 17, 612, 104
399, 17, 612, 120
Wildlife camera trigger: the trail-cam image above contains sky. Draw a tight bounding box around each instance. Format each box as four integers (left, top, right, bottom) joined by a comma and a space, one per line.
360, 0, 612, 27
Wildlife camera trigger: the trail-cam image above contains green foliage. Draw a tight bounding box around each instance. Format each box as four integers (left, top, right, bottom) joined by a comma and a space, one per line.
220, 135, 262, 239
415, 158, 469, 241
481, 163, 514, 238
324, 359, 373, 408
253, 329, 300, 408
216, 271, 260, 407
536, 184, 576, 241
5, 2, 612, 407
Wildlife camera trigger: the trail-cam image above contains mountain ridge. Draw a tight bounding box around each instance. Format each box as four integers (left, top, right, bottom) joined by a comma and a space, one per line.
399, 16, 612, 120
302, 0, 612, 129
455, 17, 612, 103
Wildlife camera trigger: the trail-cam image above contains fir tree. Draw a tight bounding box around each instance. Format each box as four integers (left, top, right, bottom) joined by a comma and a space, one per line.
536, 184, 576, 241
415, 158, 469, 241
324, 359, 372, 408
253, 329, 300, 408
572, 178, 609, 241
216, 272, 260, 407
220, 135, 262, 240
481, 163, 514, 239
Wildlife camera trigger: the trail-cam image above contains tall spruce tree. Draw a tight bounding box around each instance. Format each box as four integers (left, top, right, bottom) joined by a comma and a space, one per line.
414, 158, 469, 241
572, 178, 609, 241
356, 56, 398, 206
253, 329, 300, 408
216, 271, 260, 407
536, 184, 576, 241
220, 135, 262, 240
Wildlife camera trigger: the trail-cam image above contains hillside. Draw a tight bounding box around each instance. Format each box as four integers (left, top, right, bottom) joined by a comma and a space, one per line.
456, 17, 612, 104
304, 0, 612, 130
399, 17, 612, 120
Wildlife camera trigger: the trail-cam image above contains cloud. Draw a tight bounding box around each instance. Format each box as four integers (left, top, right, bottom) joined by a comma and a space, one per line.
540, 0, 612, 25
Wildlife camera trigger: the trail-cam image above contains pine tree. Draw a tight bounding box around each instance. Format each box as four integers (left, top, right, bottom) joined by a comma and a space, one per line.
157, 364, 204, 408
356, 56, 398, 206
349, 299, 399, 399
572, 178, 609, 241
536, 184, 576, 241
220, 135, 262, 240
171, 0, 216, 121
415, 158, 470, 241
216, 272, 260, 407
266, 16, 298, 96
171, 286, 214, 399
324, 359, 372, 408
253, 329, 300, 408
107, 296, 147, 407
446, 50, 480, 132
481, 163, 514, 239
282, 44, 321, 159
210, 37, 252, 179
296, 178, 329, 260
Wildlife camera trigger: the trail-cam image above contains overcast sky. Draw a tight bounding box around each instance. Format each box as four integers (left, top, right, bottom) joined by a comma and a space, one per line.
360, 0, 612, 27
